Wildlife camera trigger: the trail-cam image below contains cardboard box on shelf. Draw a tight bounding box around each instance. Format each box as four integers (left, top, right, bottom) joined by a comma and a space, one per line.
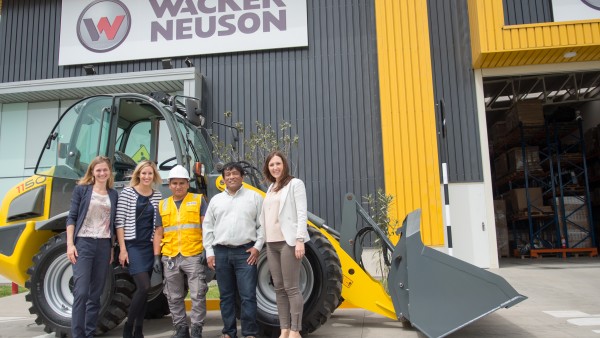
505, 101, 545, 130
506, 146, 542, 173
494, 200, 509, 257
554, 197, 593, 248
494, 153, 509, 177
490, 121, 508, 142
508, 187, 544, 212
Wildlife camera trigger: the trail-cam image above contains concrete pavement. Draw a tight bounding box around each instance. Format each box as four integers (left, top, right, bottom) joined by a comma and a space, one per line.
0, 258, 599, 337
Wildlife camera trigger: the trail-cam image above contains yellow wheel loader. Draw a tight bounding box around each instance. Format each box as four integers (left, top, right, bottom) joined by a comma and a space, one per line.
0, 92, 525, 338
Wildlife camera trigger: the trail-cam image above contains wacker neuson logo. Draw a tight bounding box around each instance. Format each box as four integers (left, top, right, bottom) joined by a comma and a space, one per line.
582, 0, 600, 10
77, 0, 131, 53
59, 0, 307, 65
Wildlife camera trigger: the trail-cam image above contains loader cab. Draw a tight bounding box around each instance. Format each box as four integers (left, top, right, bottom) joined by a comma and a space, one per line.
35, 94, 212, 205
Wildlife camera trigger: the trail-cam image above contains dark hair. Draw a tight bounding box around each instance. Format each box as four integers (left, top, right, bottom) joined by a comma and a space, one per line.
262, 151, 293, 192
220, 162, 246, 177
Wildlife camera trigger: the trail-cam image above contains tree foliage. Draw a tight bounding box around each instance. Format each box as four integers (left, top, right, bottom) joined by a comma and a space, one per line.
363, 188, 399, 283
210, 111, 299, 172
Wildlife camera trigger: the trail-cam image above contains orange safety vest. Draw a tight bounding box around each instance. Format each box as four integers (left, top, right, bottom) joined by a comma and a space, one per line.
159, 193, 204, 257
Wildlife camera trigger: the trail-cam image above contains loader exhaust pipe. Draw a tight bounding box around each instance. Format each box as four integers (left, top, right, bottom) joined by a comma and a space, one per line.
388, 209, 527, 338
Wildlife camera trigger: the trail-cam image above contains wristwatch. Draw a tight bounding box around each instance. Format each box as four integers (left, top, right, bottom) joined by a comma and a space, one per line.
296, 238, 304, 243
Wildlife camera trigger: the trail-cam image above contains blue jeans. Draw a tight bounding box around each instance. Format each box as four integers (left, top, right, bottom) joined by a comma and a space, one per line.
214, 243, 258, 338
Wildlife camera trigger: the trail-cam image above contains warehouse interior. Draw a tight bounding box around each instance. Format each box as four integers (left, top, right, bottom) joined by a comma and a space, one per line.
484, 70, 600, 258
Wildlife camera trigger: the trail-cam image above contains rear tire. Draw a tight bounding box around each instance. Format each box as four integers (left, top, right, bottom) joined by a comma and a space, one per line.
25, 232, 134, 337
256, 227, 343, 335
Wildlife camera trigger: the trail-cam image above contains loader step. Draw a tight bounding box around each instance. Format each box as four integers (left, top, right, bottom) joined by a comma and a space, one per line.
530, 247, 598, 259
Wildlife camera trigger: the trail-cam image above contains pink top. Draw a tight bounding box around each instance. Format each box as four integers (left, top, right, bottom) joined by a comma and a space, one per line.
263, 189, 285, 242
78, 191, 111, 239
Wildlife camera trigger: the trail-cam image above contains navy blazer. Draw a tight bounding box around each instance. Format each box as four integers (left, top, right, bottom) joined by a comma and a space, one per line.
66, 184, 119, 243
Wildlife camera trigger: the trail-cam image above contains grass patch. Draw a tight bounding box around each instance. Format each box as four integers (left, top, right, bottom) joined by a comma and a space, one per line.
185, 283, 220, 299
207, 284, 219, 299
0, 285, 27, 298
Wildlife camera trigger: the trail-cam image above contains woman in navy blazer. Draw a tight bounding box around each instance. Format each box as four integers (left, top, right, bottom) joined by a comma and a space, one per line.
66, 156, 118, 338
260, 151, 310, 338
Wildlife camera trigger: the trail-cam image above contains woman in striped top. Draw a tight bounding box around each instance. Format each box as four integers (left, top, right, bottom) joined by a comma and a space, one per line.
115, 160, 162, 338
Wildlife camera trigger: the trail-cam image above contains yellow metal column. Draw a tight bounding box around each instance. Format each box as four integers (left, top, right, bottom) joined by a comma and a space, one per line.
374, 0, 443, 245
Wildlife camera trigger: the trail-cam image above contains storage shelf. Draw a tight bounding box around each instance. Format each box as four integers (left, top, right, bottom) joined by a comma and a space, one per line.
492, 122, 578, 154
491, 119, 596, 254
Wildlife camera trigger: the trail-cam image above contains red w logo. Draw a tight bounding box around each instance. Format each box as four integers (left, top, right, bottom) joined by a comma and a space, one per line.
83, 16, 125, 41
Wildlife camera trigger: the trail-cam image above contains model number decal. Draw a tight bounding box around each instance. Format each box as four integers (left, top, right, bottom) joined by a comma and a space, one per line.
16, 176, 47, 194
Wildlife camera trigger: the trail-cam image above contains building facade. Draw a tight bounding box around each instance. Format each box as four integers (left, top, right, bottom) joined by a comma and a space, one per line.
1, 0, 599, 268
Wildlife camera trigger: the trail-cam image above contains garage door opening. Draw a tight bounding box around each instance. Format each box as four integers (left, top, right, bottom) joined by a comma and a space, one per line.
484, 70, 600, 259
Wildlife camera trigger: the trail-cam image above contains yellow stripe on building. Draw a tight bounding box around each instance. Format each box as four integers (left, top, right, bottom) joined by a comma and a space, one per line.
374, 0, 444, 246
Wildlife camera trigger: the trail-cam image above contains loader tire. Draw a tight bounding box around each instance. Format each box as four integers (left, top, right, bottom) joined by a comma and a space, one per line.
256, 227, 343, 335
144, 290, 170, 319
25, 232, 134, 337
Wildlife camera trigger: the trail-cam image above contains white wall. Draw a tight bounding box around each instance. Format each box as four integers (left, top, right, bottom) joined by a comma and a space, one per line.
446, 182, 493, 268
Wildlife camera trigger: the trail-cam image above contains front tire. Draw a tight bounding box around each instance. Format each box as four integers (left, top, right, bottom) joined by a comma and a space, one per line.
25, 232, 134, 337
144, 288, 170, 319
256, 227, 343, 334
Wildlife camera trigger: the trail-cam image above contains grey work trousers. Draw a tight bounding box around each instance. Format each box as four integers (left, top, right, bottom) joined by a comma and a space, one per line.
266, 241, 304, 331
162, 254, 208, 327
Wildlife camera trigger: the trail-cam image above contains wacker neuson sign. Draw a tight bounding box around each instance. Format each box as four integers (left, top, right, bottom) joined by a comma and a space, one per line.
59, 0, 308, 65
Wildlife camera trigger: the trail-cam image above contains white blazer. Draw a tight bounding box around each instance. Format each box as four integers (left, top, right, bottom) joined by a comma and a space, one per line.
261, 178, 311, 246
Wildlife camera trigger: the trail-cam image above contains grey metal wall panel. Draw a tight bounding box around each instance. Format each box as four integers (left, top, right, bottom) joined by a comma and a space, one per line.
503, 0, 553, 25
0, 0, 384, 229
428, 0, 482, 182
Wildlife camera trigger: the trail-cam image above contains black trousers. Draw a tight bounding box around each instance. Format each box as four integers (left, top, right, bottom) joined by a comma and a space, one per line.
71, 237, 111, 338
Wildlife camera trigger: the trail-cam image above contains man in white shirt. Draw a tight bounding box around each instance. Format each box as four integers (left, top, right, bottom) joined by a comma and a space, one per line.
203, 162, 264, 338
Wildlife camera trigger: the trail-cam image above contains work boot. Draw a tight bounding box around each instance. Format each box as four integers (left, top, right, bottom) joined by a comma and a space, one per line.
190, 324, 203, 338
122, 321, 134, 338
172, 324, 190, 338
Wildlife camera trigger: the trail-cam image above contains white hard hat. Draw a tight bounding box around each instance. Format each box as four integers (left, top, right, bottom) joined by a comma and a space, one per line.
168, 165, 190, 180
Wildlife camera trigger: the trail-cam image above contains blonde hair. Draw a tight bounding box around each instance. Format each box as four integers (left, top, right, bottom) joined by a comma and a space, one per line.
129, 160, 162, 187
78, 156, 114, 189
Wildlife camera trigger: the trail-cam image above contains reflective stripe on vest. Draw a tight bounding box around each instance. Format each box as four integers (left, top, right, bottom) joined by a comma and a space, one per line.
163, 223, 201, 233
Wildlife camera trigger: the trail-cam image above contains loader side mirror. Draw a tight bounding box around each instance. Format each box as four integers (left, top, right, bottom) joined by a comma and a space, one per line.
57, 143, 69, 159
193, 162, 207, 191
185, 98, 205, 127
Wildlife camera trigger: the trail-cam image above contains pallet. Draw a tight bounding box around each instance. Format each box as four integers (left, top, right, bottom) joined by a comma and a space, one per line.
513, 249, 530, 259
511, 209, 554, 221
530, 247, 598, 259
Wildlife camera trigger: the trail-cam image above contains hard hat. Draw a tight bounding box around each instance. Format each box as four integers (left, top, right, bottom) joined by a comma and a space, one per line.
168, 165, 190, 180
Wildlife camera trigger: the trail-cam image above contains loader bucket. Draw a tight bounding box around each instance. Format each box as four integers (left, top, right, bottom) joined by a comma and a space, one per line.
387, 210, 526, 338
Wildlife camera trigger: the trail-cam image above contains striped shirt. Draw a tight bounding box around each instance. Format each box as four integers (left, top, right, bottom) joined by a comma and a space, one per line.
115, 187, 162, 240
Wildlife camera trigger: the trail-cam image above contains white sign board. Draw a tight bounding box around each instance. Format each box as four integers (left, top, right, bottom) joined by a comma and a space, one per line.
59, 0, 308, 65
552, 0, 600, 22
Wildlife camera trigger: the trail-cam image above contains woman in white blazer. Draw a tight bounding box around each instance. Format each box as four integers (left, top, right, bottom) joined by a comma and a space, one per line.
260, 151, 310, 338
